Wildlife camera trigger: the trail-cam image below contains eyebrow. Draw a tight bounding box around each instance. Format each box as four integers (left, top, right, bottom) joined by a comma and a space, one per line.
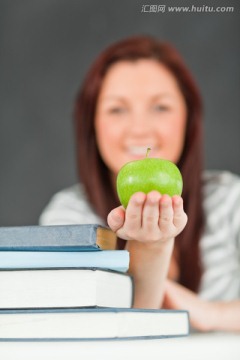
101, 96, 127, 102
101, 93, 174, 101
150, 93, 174, 100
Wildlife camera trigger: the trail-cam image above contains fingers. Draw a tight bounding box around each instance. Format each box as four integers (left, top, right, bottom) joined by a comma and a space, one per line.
107, 206, 125, 232
108, 192, 187, 243
172, 195, 188, 229
107, 192, 146, 240
158, 194, 174, 232
142, 191, 161, 231
125, 192, 146, 232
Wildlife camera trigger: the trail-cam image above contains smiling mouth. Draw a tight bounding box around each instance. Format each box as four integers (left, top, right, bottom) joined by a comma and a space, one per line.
127, 146, 156, 156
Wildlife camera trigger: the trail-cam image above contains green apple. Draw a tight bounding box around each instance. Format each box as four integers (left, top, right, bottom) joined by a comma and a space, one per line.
116, 148, 183, 208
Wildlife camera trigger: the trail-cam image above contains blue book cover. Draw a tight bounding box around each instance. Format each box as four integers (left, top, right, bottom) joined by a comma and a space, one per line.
0, 224, 116, 251
0, 250, 129, 272
0, 308, 189, 341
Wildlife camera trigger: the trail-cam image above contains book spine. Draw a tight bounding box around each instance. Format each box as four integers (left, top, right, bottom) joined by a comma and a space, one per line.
0, 224, 112, 250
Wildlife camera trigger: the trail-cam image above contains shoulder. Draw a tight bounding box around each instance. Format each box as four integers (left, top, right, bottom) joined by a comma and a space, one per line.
202, 170, 240, 241
39, 183, 104, 226
44, 183, 89, 207
199, 171, 240, 300
203, 169, 240, 190
202, 170, 240, 210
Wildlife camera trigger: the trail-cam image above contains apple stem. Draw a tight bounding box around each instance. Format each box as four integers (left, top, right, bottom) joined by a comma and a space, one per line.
146, 147, 151, 158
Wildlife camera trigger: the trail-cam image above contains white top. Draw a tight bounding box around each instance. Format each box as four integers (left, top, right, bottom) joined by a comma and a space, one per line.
39, 170, 240, 301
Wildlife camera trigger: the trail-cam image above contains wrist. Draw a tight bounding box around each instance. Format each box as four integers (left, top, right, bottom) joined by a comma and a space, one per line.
126, 237, 175, 252
126, 238, 175, 309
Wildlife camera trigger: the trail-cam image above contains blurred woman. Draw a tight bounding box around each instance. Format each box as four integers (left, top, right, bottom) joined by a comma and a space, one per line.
40, 35, 240, 332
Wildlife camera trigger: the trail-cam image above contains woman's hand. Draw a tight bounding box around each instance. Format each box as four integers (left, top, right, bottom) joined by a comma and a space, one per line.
107, 190, 187, 246
107, 190, 187, 309
163, 280, 240, 332
163, 279, 215, 332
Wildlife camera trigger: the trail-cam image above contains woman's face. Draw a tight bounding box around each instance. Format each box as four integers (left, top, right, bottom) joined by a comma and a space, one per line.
95, 59, 187, 176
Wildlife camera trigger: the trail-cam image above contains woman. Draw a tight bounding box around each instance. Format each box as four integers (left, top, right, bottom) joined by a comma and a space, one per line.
39, 35, 240, 332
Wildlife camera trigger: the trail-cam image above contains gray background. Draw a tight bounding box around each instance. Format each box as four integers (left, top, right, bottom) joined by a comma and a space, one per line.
0, 0, 239, 226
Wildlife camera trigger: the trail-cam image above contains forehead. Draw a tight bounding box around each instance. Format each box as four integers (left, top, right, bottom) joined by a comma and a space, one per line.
100, 59, 181, 97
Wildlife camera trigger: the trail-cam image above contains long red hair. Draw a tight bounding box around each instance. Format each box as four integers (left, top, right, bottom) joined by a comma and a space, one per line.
74, 35, 204, 292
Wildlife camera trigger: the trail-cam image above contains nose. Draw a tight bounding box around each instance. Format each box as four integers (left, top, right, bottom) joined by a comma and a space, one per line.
128, 112, 152, 137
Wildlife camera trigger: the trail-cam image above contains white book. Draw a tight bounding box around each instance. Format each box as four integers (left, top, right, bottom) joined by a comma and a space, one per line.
0, 308, 189, 340
0, 268, 133, 309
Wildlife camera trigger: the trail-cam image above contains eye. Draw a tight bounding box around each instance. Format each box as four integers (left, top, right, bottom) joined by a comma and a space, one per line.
153, 104, 170, 112
108, 107, 126, 114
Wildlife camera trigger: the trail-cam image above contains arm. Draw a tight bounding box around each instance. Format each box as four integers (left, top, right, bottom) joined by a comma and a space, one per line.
107, 190, 187, 309
213, 301, 240, 332
163, 279, 240, 332
126, 237, 174, 308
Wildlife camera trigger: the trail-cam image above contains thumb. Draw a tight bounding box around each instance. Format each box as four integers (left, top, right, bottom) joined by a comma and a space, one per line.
107, 206, 125, 232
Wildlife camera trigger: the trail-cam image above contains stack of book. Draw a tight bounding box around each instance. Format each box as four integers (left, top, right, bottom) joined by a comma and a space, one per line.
0, 224, 189, 341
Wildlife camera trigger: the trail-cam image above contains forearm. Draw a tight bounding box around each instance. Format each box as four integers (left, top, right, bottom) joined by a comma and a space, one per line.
126, 238, 174, 309
210, 301, 240, 332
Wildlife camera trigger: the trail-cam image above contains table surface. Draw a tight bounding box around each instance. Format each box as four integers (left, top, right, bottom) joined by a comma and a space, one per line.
0, 332, 239, 360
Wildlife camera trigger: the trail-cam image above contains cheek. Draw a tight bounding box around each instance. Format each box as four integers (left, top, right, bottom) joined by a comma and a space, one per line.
172, 118, 186, 141
95, 119, 123, 163
159, 116, 186, 139
158, 113, 186, 162
171, 117, 187, 161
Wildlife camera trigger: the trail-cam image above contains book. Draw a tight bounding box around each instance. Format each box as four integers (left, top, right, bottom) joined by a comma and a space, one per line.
0, 334, 236, 359
0, 250, 129, 272
0, 224, 116, 251
0, 308, 189, 341
0, 268, 133, 309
